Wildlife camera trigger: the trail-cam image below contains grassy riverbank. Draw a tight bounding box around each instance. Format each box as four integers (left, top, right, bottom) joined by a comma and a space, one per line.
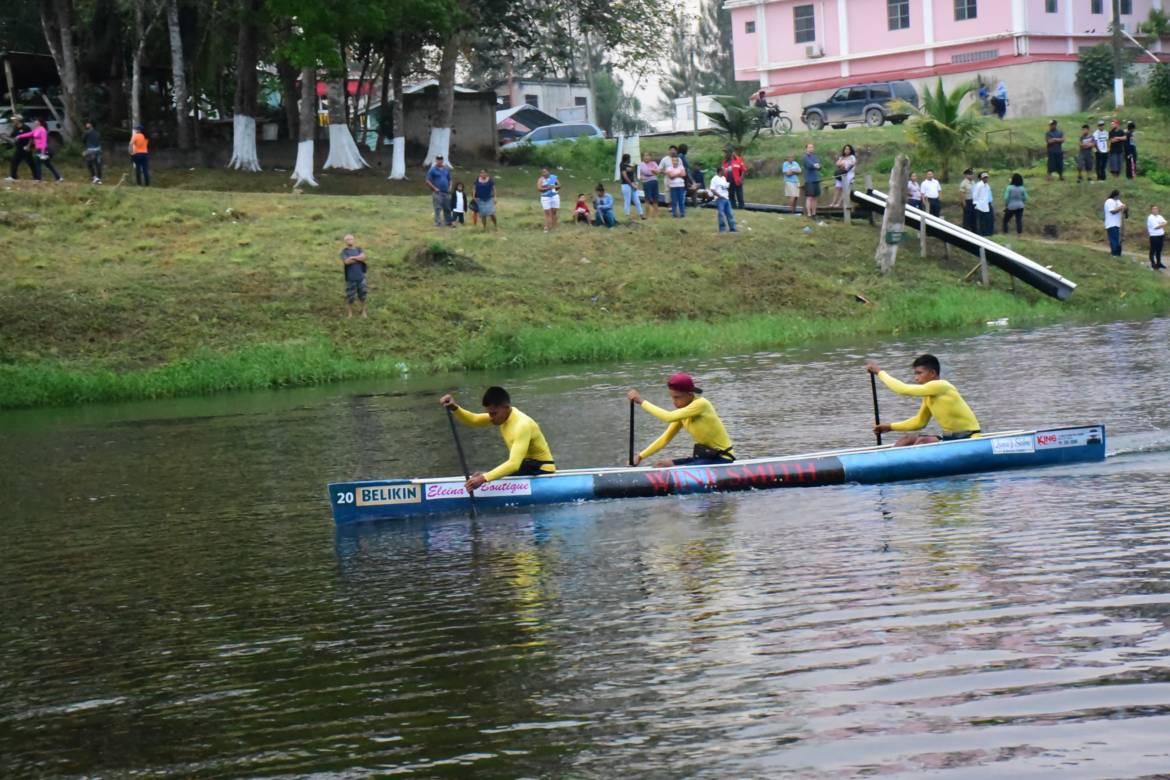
3, 140, 1170, 409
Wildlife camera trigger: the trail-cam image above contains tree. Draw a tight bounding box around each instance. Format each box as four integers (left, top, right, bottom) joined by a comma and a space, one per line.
897, 78, 982, 182
700, 95, 760, 152
165, 0, 192, 149
39, 0, 84, 140
876, 155, 910, 273
229, 0, 263, 171
659, 0, 756, 115
1076, 43, 1132, 108
129, 0, 166, 129
323, 77, 369, 169
1150, 63, 1170, 108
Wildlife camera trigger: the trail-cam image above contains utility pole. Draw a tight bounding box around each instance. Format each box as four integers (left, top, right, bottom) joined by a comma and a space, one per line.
690, 23, 699, 136
1112, 0, 1125, 107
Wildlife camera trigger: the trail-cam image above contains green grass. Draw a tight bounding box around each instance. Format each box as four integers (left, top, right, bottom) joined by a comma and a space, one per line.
3, 115, 1170, 410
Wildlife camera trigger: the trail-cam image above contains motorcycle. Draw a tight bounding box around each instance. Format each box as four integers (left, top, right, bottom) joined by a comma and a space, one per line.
756, 102, 793, 135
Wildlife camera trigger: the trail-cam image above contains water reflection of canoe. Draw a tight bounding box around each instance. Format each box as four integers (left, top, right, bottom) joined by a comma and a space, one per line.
328, 425, 1105, 525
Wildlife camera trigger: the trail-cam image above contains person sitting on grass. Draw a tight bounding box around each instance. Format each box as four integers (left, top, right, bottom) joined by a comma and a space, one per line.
574, 193, 591, 224
592, 184, 616, 228
440, 387, 556, 493
338, 233, 368, 319
865, 355, 981, 446
627, 373, 735, 467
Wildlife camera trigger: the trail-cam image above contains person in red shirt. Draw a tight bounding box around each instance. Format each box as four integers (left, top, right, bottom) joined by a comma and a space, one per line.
721, 150, 746, 209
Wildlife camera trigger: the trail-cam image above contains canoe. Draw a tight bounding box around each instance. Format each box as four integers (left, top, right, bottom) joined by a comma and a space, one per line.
328, 425, 1105, 524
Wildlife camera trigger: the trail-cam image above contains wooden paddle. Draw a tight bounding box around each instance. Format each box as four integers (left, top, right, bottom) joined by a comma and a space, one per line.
628, 399, 636, 466
445, 406, 478, 517
870, 372, 883, 446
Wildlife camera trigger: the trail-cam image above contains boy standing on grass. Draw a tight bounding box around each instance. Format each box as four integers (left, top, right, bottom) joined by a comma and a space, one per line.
339, 234, 368, 318
709, 168, 737, 233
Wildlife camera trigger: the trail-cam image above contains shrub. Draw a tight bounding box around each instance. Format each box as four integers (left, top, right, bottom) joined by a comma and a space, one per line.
1149, 63, 1170, 108
499, 137, 615, 175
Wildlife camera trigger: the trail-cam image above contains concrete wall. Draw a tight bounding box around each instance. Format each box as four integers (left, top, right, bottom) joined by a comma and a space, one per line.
400, 88, 498, 161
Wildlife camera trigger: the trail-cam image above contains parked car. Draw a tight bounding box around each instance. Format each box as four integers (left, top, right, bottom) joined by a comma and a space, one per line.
801, 81, 918, 131
502, 122, 605, 147
0, 105, 66, 146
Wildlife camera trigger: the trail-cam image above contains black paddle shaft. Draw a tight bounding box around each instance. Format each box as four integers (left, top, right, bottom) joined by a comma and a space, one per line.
870, 372, 883, 446
628, 400, 636, 466
445, 406, 478, 516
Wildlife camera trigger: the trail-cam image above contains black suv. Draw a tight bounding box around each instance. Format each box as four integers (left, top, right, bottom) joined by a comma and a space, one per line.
801, 81, 918, 131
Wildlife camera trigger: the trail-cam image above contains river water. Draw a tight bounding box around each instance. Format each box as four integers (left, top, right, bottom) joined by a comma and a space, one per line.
3, 319, 1170, 778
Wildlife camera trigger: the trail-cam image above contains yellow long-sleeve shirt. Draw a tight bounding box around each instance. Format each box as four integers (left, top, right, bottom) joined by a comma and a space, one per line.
638, 396, 734, 460
451, 405, 555, 481
878, 370, 980, 433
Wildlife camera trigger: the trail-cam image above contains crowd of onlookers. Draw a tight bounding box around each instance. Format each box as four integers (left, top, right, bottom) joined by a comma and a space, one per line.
4, 116, 152, 186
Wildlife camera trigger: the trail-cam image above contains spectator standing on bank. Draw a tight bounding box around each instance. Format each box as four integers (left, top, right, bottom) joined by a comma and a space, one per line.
130, 124, 150, 186
473, 169, 497, 231
1002, 173, 1027, 235
426, 154, 452, 226
1104, 189, 1127, 256
782, 153, 801, 213
920, 170, 942, 217
722, 149, 747, 209
907, 172, 923, 210
82, 121, 103, 184
619, 153, 645, 221
592, 183, 616, 228
1147, 205, 1166, 269
828, 144, 856, 208
972, 171, 994, 236
659, 145, 679, 178
537, 166, 561, 232
1045, 120, 1065, 181
1093, 120, 1109, 181
959, 168, 975, 231
1126, 121, 1137, 179
4, 116, 37, 181
1108, 119, 1126, 178
803, 143, 822, 219
450, 182, 466, 225
710, 168, 737, 233
638, 152, 660, 217
665, 154, 688, 217
1076, 124, 1094, 183
339, 234, 368, 319
991, 81, 1008, 119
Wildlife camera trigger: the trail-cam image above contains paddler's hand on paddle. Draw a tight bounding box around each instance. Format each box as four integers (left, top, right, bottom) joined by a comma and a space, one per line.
465, 472, 486, 492
873, 423, 892, 436
439, 393, 456, 408
864, 360, 882, 375
627, 389, 643, 405
630, 453, 643, 466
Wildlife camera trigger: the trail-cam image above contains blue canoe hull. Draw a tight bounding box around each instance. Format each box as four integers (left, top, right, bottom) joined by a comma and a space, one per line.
327, 425, 1105, 525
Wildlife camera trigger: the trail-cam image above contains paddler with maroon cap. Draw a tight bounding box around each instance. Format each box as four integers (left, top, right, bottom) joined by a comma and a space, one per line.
627, 373, 735, 467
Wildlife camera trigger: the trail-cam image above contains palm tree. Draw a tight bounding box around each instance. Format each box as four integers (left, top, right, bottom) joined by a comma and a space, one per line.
700, 95, 761, 152
895, 79, 983, 182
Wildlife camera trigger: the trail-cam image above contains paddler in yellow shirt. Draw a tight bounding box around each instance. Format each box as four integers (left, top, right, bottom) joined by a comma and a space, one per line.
627, 373, 735, 467
865, 354, 981, 446
440, 386, 555, 492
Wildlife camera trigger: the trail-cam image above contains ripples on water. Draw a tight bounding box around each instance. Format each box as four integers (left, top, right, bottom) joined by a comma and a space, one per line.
2, 319, 1170, 777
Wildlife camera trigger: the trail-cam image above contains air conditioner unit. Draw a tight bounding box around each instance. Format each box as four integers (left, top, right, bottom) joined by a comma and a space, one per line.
806, 44, 825, 58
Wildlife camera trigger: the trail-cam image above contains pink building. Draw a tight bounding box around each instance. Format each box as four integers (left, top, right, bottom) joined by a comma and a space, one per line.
727, 0, 1169, 116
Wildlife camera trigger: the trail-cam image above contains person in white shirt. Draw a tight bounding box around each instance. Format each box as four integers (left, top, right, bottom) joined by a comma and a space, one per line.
1104, 189, 1127, 256
709, 172, 737, 233
1147, 204, 1166, 269
971, 171, 994, 236
1092, 120, 1109, 181
920, 170, 942, 217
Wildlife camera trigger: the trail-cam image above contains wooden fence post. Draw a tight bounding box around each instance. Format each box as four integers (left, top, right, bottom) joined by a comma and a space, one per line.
979, 246, 990, 286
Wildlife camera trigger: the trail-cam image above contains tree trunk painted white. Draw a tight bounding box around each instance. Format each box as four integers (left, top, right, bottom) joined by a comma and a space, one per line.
229, 115, 260, 171
229, 1, 261, 170
323, 80, 368, 170
875, 155, 911, 274
166, 0, 192, 150
388, 49, 406, 180
292, 66, 318, 187
424, 33, 460, 166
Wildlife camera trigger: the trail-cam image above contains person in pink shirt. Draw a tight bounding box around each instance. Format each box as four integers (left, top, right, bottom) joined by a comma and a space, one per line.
16, 118, 63, 182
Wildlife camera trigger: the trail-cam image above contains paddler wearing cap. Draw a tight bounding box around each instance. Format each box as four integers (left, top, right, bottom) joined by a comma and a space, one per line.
626, 374, 735, 467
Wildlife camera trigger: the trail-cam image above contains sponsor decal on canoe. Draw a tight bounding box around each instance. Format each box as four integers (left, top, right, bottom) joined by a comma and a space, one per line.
594, 457, 845, 499
991, 435, 1035, 455
1034, 427, 1101, 450
356, 484, 421, 506
425, 479, 532, 501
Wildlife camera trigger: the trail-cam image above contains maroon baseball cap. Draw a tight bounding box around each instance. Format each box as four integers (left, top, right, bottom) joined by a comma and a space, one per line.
667, 372, 701, 393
